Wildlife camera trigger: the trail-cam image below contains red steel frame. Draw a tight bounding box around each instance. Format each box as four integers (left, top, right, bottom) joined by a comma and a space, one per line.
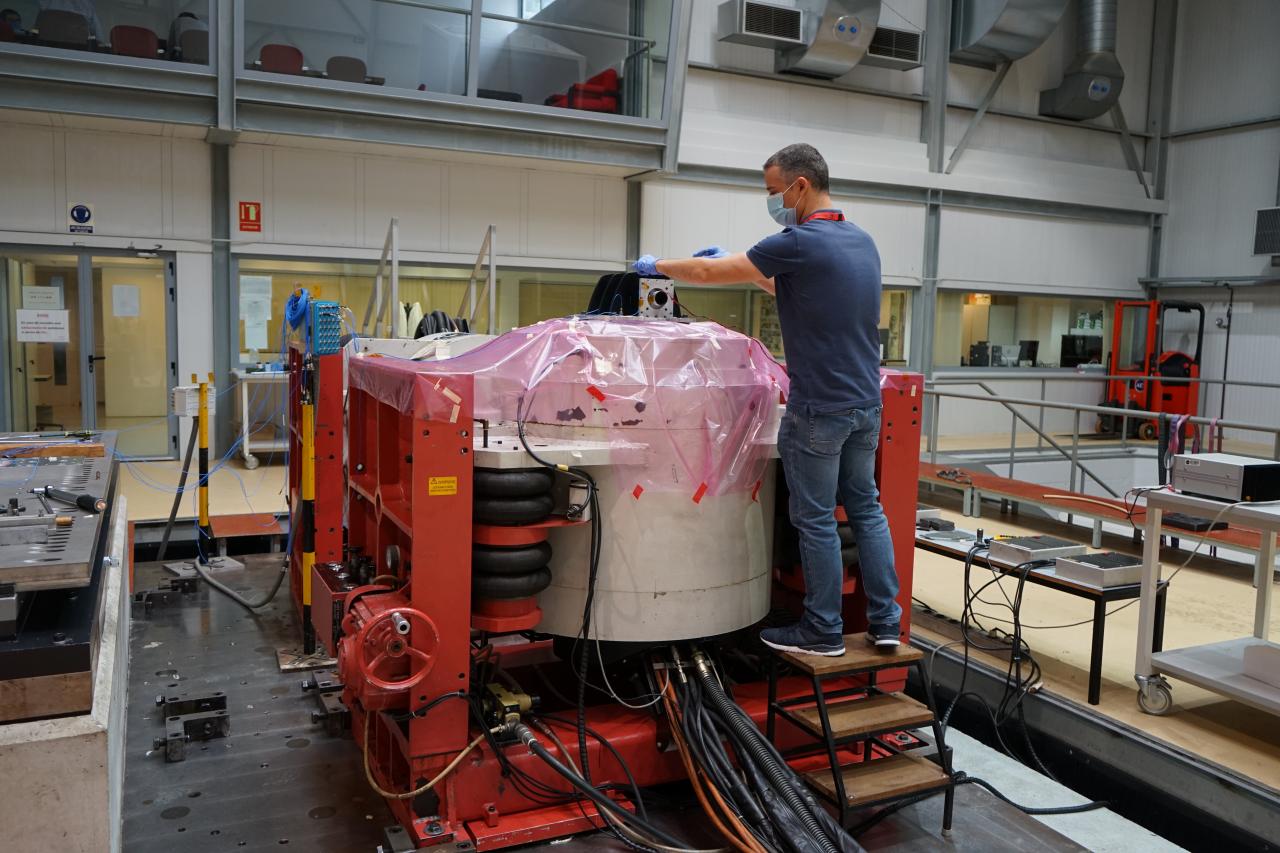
335, 360, 925, 850
286, 344, 345, 628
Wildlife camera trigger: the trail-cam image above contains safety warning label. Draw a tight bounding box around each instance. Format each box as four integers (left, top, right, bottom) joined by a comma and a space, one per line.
428, 476, 458, 496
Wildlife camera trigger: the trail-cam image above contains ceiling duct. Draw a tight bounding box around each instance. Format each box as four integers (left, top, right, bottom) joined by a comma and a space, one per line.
774, 0, 881, 79
950, 0, 1068, 69
1039, 0, 1124, 120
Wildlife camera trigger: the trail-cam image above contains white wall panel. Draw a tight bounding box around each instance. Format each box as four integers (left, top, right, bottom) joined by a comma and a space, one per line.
270, 149, 358, 247
175, 251, 214, 452
939, 209, 1148, 296
1162, 128, 1280, 279
170, 139, 212, 240
0, 121, 210, 242
640, 180, 924, 282
445, 164, 528, 256
0, 124, 57, 234
1171, 0, 1280, 131
231, 143, 626, 263
362, 157, 445, 251
679, 70, 1160, 213
64, 132, 165, 237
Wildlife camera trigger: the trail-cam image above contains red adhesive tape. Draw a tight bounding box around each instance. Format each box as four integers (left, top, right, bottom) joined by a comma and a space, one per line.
586, 385, 606, 402
632, 485, 644, 500
692, 482, 708, 504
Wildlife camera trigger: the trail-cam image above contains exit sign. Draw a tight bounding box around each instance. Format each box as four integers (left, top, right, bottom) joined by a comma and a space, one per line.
238, 201, 262, 232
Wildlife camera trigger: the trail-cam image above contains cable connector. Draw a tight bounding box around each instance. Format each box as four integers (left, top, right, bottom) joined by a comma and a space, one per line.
511, 721, 539, 750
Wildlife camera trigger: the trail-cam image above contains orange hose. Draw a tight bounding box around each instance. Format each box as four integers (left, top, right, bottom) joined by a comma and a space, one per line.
662, 682, 765, 853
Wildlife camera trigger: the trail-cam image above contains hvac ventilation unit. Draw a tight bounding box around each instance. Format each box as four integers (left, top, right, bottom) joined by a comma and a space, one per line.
862, 25, 923, 70
1254, 207, 1280, 256
718, 0, 806, 49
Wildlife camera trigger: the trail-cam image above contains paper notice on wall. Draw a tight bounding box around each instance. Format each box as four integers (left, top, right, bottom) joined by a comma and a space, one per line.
22, 286, 63, 309
240, 275, 273, 352
244, 322, 268, 351
112, 284, 140, 318
17, 309, 70, 343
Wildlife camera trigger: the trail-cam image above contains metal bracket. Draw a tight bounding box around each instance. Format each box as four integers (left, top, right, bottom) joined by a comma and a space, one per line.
1111, 103, 1154, 199
153, 691, 231, 762
303, 669, 350, 737
131, 576, 199, 617
945, 61, 1011, 175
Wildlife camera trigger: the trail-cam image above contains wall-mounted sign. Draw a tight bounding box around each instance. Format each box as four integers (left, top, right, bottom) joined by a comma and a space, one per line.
68, 202, 94, 234
22, 286, 63, 309
238, 201, 262, 233
16, 309, 70, 343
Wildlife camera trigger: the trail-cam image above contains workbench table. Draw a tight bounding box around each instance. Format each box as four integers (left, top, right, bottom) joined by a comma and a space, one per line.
1134, 489, 1280, 716
231, 368, 287, 469
917, 528, 1167, 706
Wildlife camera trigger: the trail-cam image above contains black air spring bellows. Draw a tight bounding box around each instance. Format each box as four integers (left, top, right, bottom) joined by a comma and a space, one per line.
471, 467, 555, 600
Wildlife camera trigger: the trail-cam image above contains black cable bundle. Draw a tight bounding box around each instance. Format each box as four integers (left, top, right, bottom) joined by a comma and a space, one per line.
924, 542, 1108, 816
677, 653, 864, 853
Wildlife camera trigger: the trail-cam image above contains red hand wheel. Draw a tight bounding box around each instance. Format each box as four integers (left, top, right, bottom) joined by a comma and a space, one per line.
352, 607, 440, 692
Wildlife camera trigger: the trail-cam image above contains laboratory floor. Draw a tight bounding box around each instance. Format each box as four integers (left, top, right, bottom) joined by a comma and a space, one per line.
911, 495, 1280, 792
122, 555, 1103, 853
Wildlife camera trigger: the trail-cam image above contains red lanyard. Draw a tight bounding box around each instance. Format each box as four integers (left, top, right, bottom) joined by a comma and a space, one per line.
803, 210, 845, 223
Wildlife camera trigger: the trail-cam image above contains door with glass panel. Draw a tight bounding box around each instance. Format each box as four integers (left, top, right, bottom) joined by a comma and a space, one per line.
1, 252, 84, 438
1, 249, 176, 457
90, 255, 174, 457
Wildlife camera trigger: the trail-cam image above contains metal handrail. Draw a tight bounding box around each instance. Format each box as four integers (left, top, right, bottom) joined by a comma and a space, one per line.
926, 382, 1121, 497
928, 388, 1280, 433
929, 371, 1280, 391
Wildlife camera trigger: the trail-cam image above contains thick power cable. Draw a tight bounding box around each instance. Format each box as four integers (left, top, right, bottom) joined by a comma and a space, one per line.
689, 654, 845, 853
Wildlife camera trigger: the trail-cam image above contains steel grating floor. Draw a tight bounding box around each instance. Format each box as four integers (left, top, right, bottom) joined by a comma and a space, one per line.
123, 554, 1083, 852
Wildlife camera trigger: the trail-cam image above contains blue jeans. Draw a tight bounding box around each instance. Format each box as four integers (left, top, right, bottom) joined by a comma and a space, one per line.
778, 404, 901, 636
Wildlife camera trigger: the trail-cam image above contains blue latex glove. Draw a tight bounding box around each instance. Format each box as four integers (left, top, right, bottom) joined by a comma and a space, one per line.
634, 254, 661, 277
693, 245, 728, 259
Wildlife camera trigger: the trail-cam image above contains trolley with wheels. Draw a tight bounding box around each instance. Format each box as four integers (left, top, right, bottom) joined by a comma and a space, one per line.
1134, 489, 1280, 717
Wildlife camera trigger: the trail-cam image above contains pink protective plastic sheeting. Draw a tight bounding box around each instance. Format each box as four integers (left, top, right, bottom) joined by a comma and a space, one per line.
348, 317, 790, 498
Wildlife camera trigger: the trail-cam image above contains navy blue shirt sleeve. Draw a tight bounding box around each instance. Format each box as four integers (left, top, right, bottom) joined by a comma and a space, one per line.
747, 229, 801, 279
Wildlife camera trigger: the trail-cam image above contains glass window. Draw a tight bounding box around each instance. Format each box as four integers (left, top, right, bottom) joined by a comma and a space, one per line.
751, 288, 913, 364
933, 291, 1110, 368
6, 1, 210, 65
242, 0, 470, 93
675, 287, 750, 333
479, 0, 671, 118
1116, 303, 1149, 370
239, 0, 672, 115
235, 258, 489, 363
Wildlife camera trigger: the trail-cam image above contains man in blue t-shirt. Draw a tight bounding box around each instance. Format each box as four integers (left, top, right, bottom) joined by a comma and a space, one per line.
635, 143, 900, 656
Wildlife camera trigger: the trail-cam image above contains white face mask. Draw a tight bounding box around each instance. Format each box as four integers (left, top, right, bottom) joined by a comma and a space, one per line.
766, 178, 800, 226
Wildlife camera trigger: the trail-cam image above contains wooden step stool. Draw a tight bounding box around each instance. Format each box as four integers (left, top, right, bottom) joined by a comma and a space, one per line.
766, 634, 954, 833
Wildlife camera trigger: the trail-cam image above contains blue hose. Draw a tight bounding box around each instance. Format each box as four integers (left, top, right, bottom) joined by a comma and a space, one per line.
285, 288, 310, 330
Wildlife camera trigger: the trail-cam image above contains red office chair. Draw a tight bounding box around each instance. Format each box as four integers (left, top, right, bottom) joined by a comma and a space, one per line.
259, 43, 304, 75
110, 25, 160, 58
33, 9, 90, 49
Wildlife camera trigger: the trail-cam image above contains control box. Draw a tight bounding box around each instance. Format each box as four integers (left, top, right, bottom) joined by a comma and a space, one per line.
1171, 453, 1280, 502
1054, 552, 1143, 588
988, 534, 1086, 566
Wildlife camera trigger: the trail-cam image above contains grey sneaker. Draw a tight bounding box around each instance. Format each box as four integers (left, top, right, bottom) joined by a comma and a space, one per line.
866, 623, 902, 648
760, 624, 846, 657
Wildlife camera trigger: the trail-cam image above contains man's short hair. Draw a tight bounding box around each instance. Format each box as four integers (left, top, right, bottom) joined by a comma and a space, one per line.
763, 143, 829, 192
